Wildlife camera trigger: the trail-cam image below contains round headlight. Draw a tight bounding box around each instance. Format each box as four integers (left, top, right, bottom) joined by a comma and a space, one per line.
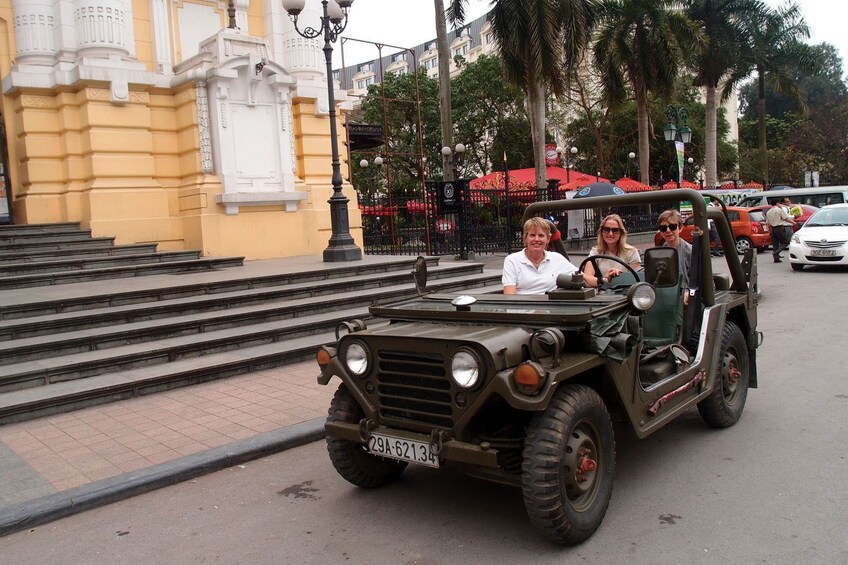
450, 350, 480, 388
627, 282, 656, 312
344, 341, 369, 376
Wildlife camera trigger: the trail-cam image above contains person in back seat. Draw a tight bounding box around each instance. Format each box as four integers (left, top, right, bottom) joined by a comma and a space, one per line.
657, 209, 692, 305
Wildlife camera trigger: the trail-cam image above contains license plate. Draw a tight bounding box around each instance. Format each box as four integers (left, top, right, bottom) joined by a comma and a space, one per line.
368, 433, 439, 468
810, 249, 836, 256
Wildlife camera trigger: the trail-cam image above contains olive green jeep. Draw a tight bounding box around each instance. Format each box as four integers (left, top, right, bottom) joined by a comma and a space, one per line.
315, 189, 761, 545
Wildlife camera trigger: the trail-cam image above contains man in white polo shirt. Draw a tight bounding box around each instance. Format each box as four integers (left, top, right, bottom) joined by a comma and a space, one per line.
503, 217, 578, 294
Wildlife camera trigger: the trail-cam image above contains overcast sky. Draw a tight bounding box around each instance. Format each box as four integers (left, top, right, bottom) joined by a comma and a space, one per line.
330, 0, 847, 73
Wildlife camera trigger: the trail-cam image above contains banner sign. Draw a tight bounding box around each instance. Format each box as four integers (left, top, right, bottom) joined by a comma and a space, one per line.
436, 180, 465, 214
545, 144, 558, 166
675, 141, 685, 185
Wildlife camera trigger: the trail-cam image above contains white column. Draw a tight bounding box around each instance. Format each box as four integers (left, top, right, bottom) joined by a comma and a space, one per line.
72, 0, 130, 58
235, 0, 250, 33
149, 0, 172, 73
12, 0, 59, 66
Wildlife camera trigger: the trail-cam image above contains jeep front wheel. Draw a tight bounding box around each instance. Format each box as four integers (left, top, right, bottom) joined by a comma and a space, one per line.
697, 321, 749, 428
326, 384, 407, 488
521, 385, 615, 545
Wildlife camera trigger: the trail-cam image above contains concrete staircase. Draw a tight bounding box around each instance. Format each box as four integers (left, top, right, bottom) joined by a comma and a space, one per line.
0, 223, 501, 425
0, 223, 244, 290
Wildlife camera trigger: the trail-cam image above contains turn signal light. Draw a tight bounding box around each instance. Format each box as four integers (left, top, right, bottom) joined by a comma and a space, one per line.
515, 363, 541, 386
316, 347, 333, 368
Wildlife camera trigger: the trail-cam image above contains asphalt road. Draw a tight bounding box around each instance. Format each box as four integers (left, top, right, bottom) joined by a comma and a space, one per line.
1, 258, 847, 564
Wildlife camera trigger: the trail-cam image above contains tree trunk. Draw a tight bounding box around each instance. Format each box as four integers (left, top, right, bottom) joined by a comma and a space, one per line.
757, 66, 768, 187
434, 0, 454, 181
705, 85, 718, 188
527, 81, 547, 190
635, 90, 651, 186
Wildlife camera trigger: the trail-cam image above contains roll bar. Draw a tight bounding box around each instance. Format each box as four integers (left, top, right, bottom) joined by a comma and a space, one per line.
521, 189, 750, 304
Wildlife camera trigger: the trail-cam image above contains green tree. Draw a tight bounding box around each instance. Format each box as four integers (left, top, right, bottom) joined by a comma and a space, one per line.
724, 1, 820, 186
685, 0, 763, 188
490, 0, 595, 190
593, 0, 703, 186
450, 55, 533, 176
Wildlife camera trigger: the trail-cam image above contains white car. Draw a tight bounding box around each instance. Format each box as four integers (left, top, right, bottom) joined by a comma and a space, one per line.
788, 203, 848, 271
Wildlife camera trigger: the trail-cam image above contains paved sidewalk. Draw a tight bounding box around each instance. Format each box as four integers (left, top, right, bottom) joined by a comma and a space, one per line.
0, 359, 334, 534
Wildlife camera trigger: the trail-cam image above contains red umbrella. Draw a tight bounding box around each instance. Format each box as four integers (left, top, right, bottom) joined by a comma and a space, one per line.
720, 181, 738, 189
662, 180, 699, 190
741, 181, 764, 189
470, 167, 609, 190
616, 176, 654, 193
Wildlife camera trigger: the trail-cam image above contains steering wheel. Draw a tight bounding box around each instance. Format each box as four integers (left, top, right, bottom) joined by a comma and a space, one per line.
578, 254, 640, 290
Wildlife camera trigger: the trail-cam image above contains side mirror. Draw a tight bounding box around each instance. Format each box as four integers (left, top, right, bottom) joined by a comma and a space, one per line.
644, 247, 679, 287
413, 256, 428, 294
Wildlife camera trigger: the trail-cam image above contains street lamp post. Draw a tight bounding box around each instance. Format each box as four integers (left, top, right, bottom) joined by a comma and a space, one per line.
686, 156, 694, 183
662, 105, 692, 189
282, 0, 361, 262
556, 146, 578, 184
628, 151, 639, 180
358, 155, 383, 201
441, 143, 466, 180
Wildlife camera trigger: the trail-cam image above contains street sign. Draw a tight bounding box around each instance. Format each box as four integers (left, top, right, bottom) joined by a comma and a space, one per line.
436, 180, 465, 214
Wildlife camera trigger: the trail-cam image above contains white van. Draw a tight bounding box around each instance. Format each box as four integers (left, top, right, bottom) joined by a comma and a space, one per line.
739, 187, 848, 208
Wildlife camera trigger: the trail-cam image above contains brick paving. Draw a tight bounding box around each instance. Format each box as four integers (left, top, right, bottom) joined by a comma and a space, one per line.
0, 360, 334, 508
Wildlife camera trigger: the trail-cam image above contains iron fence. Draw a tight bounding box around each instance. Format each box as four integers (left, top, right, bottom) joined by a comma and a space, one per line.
358, 184, 672, 256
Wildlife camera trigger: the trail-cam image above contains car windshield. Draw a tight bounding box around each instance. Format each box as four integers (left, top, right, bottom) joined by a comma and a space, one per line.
805, 208, 848, 227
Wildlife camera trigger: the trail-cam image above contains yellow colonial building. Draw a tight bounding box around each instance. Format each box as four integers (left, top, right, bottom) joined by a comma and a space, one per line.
0, 0, 362, 259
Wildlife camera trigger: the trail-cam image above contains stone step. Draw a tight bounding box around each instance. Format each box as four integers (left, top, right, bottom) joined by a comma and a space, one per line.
0, 272, 501, 384
0, 230, 95, 246
0, 250, 202, 276
0, 237, 118, 255
0, 282, 504, 425
0, 328, 370, 426
0, 256, 441, 320
0, 222, 83, 236
0, 262, 484, 341
0, 256, 246, 290
0, 243, 159, 264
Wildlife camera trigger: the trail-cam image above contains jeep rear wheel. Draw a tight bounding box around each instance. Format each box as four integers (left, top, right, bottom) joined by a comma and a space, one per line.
521, 385, 615, 545
697, 321, 749, 428
327, 384, 407, 488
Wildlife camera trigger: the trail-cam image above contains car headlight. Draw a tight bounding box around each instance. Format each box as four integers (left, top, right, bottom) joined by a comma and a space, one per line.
791, 233, 800, 243
627, 282, 656, 312
343, 341, 370, 376
450, 349, 480, 388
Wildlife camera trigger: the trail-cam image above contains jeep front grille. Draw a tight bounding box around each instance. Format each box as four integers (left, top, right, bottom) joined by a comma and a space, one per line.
376, 350, 454, 428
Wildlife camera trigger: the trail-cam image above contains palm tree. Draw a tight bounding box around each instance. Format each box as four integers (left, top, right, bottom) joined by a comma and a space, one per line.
434, 0, 470, 181
685, 0, 764, 188
723, 2, 820, 186
490, 0, 595, 190
593, 0, 703, 186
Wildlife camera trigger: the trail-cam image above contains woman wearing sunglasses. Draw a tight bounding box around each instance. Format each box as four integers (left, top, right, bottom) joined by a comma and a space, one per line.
583, 214, 641, 288
657, 209, 692, 288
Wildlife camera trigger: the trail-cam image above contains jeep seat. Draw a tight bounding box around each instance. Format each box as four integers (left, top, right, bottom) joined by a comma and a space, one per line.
642, 274, 683, 348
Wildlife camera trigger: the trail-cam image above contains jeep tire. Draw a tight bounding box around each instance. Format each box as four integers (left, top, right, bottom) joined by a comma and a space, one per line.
697, 321, 749, 428
521, 385, 615, 545
327, 384, 407, 488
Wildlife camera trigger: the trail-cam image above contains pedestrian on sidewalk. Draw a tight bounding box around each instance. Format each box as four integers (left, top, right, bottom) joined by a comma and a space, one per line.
766, 197, 795, 263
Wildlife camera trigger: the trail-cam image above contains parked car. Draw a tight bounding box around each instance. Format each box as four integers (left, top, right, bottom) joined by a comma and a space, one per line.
788, 203, 848, 271
749, 204, 819, 232
654, 206, 771, 254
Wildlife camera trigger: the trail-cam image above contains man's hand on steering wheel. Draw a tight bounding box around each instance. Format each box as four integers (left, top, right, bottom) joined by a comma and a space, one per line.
578, 255, 640, 290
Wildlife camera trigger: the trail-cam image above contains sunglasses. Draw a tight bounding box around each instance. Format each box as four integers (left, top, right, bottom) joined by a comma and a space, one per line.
601, 226, 621, 234
658, 224, 678, 232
